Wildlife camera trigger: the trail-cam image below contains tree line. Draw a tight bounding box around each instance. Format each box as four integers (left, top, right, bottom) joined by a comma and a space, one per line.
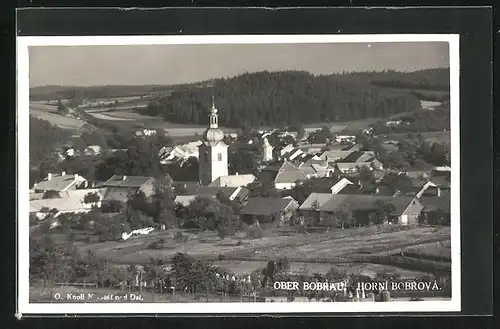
142, 70, 422, 128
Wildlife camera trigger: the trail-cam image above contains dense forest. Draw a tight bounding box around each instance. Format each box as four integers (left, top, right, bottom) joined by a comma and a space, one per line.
143, 70, 423, 128
29, 116, 71, 167
339, 68, 450, 91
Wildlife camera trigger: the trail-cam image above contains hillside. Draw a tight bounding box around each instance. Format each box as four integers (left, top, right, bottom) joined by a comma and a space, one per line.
340, 68, 450, 91
29, 80, 215, 102
144, 70, 423, 128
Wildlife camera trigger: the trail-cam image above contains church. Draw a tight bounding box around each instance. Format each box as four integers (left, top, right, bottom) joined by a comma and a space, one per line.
198, 98, 229, 186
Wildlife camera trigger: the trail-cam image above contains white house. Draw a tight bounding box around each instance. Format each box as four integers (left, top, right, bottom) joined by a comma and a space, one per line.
32, 172, 88, 193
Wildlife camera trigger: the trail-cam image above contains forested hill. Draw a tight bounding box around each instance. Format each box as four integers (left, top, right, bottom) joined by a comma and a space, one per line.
144, 70, 422, 128
340, 68, 450, 91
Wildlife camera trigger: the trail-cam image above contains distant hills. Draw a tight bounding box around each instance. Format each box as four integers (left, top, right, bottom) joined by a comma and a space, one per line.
29, 68, 449, 128
143, 68, 449, 128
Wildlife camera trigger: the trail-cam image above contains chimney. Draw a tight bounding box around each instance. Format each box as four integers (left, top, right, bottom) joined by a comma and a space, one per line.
62, 171, 66, 177
123, 175, 127, 181
47, 173, 52, 181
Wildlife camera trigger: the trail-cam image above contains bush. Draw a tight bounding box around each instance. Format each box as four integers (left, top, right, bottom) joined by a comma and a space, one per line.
147, 238, 166, 250
246, 226, 265, 239
100, 200, 125, 213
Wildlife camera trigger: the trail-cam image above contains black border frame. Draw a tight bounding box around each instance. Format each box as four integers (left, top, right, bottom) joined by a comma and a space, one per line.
11, 6, 493, 321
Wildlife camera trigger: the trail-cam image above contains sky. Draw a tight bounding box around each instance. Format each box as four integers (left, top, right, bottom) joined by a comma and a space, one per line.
29, 42, 449, 87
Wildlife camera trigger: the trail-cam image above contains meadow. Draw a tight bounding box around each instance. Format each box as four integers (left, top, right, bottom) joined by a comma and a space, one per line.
62, 225, 451, 277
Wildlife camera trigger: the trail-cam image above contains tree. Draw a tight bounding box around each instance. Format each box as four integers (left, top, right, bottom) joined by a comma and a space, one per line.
144, 71, 421, 128
100, 200, 125, 213
83, 192, 100, 205
57, 100, 69, 114
248, 181, 280, 198
296, 126, 306, 140
333, 209, 354, 229
357, 166, 375, 186
373, 201, 397, 225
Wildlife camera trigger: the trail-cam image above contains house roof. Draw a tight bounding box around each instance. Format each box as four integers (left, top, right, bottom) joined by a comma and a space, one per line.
102, 187, 138, 203
300, 193, 416, 216
420, 195, 451, 214
102, 175, 155, 188
321, 195, 416, 216
275, 169, 308, 184
299, 193, 336, 210
340, 151, 375, 163
33, 173, 87, 192
337, 184, 362, 195
428, 176, 451, 188
240, 197, 296, 216
173, 181, 201, 189
336, 162, 371, 170
318, 150, 354, 161
209, 174, 257, 188
30, 189, 105, 213
180, 186, 249, 200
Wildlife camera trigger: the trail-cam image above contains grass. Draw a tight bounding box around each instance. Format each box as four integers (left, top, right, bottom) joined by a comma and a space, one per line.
64, 225, 451, 277
402, 240, 451, 261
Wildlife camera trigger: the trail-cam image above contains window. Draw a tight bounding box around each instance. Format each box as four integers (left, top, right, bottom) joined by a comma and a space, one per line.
217, 153, 222, 161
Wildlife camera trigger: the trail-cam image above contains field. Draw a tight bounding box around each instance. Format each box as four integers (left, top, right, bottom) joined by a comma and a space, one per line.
85, 109, 237, 137
402, 240, 451, 262
64, 225, 451, 278
30, 107, 87, 131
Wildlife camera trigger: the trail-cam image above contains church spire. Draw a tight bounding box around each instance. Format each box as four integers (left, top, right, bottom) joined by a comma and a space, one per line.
209, 96, 219, 129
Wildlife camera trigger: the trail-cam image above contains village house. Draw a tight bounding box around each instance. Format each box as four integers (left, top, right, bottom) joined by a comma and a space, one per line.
174, 186, 250, 206
159, 141, 202, 164
239, 197, 299, 228
208, 173, 257, 188
101, 175, 157, 203
419, 193, 451, 225
30, 187, 107, 220
32, 172, 88, 193
299, 193, 423, 226
317, 150, 354, 162
259, 160, 308, 190
84, 145, 102, 156
135, 129, 157, 137
336, 183, 396, 197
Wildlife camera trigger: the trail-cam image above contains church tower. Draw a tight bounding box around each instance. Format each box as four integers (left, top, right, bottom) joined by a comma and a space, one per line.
198, 97, 228, 186
261, 137, 274, 162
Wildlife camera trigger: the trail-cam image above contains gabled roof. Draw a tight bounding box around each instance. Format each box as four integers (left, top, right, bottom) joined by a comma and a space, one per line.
300, 193, 417, 216
299, 193, 336, 210
318, 150, 354, 161
209, 174, 257, 188
321, 195, 416, 216
340, 151, 375, 163
275, 169, 308, 184
428, 176, 451, 189
30, 188, 105, 213
420, 194, 451, 214
240, 197, 297, 216
102, 175, 155, 188
33, 173, 87, 192
180, 186, 249, 200
336, 162, 372, 170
